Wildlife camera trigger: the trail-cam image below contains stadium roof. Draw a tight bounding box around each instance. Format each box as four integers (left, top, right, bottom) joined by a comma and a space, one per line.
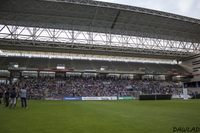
0, 0, 200, 42
0, 0, 200, 59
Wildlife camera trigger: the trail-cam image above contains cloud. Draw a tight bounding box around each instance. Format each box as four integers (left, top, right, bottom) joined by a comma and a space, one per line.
97, 0, 200, 19
177, 0, 193, 13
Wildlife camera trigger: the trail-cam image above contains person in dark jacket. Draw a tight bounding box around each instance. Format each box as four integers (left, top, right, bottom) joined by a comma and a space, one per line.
0, 89, 3, 104
10, 88, 17, 108
4, 89, 10, 107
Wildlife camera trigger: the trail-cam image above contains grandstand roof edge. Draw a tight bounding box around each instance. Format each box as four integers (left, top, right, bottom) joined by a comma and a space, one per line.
46, 0, 200, 24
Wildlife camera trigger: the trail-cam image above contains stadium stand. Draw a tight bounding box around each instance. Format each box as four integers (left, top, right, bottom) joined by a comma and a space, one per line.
1, 76, 197, 100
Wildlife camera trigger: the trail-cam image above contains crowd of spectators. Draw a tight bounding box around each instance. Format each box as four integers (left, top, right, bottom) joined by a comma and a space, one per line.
0, 77, 184, 99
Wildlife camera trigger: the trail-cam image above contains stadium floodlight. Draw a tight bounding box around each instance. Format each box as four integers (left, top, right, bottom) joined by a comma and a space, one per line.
9, 62, 19, 68
178, 61, 182, 64
13, 64, 19, 68
57, 64, 65, 69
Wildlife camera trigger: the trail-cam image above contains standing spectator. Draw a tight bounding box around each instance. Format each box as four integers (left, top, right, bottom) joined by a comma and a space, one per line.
20, 88, 27, 108
4, 89, 10, 107
0, 89, 3, 104
10, 88, 17, 108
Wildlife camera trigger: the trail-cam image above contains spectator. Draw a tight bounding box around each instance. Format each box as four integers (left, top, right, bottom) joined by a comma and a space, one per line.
0, 89, 3, 104
20, 87, 27, 108
4, 89, 10, 107
10, 88, 17, 108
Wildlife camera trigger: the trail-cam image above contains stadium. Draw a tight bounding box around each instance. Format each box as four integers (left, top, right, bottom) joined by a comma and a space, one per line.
0, 0, 200, 133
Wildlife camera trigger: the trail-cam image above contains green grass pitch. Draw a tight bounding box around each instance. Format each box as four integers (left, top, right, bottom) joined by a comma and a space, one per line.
0, 100, 200, 133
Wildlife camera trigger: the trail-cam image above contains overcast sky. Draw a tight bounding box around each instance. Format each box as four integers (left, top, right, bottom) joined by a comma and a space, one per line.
97, 0, 200, 19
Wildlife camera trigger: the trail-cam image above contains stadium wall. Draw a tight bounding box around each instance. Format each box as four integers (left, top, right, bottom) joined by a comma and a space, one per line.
181, 56, 200, 81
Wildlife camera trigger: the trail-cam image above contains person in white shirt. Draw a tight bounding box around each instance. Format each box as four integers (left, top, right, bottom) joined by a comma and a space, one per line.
20, 88, 27, 108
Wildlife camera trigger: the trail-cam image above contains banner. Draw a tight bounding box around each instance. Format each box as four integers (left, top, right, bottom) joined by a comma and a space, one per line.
82, 96, 117, 101
172, 95, 182, 99
118, 96, 135, 100
63, 97, 82, 100
45, 97, 62, 100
